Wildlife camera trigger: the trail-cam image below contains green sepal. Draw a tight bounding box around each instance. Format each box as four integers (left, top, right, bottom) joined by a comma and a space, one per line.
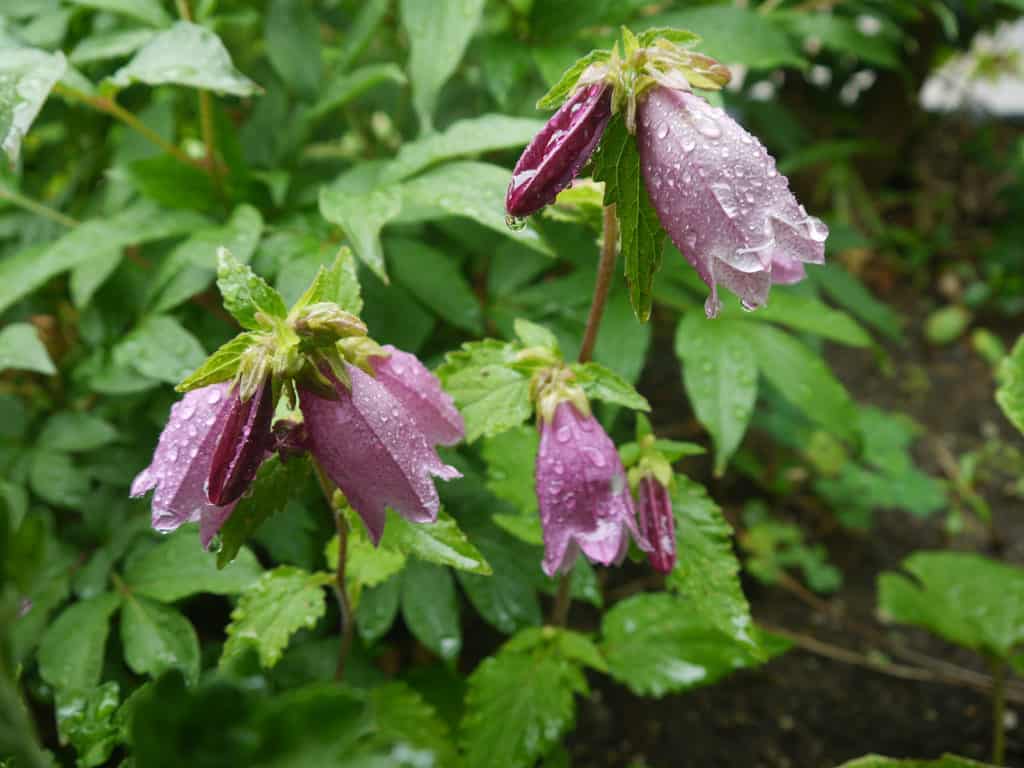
637, 27, 701, 48
535, 49, 611, 109
216, 247, 289, 330
176, 332, 261, 393
570, 361, 649, 411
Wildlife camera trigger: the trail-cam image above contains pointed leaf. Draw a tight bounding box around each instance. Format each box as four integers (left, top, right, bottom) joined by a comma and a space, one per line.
0, 48, 66, 162
120, 595, 200, 683
38, 593, 121, 691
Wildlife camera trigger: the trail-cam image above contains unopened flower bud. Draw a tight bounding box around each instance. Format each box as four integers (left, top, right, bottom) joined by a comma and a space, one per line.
636, 474, 675, 573
206, 377, 275, 506
293, 302, 368, 341
506, 83, 612, 218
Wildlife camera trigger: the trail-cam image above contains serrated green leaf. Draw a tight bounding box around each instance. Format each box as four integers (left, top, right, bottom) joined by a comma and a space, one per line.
38, 592, 121, 691
0, 323, 56, 375
113, 315, 207, 385
0, 48, 66, 162
878, 551, 1024, 660
289, 247, 362, 315
387, 237, 483, 333
666, 475, 755, 649
363, 682, 458, 765
177, 332, 258, 393
382, 509, 491, 575
110, 21, 260, 96
221, 566, 331, 668
124, 525, 262, 602
835, 755, 996, 768
120, 595, 200, 683
601, 593, 783, 697
571, 361, 650, 411
217, 455, 311, 568
997, 335, 1024, 435
216, 247, 288, 329
536, 49, 610, 109
401, 559, 461, 660
592, 113, 665, 322
675, 314, 757, 474
460, 628, 589, 768
749, 323, 857, 440
637, 27, 702, 47
53, 683, 122, 768
328, 522, 406, 593
400, 0, 485, 131
437, 339, 532, 442
381, 114, 546, 183
318, 183, 401, 279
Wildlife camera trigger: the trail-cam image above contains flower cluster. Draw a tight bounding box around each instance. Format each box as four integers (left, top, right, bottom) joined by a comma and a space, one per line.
505, 29, 828, 316
132, 259, 464, 548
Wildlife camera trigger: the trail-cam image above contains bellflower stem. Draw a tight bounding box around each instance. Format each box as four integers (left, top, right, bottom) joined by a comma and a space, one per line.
991, 656, 1007, 765
550, 203, 620, 626
0, 185, 78, 228
175, 0, 224, 196
313, 460, 355, 681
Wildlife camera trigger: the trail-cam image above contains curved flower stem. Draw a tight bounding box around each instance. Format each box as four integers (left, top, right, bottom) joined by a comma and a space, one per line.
313, 460, 355, 681
0, 185, 78, 229
175, 0, 224, 196
550, 203, 620, 627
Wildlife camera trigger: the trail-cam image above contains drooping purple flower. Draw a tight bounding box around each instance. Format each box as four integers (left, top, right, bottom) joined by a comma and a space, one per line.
535, 401, 649, 577
369, 345, 464, 447
207, 377, 274, 506
636, 86, 828, 317
506, 83, 612, 218
131, 382, 270, 546
636, 475, 676, 574
298, 363, 461, 544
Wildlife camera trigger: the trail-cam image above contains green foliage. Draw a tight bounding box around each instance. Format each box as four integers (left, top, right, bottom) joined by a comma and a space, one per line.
401, 559, 462, 661
0, 47, 65, 162
0, 323, 55, 374
836, 756, 997, 768
38, 592, 120, 692
997, 335, 1024, 434
216, 247, 288, 330
878, 552, 1024, 662
222, 566, 331, 669
120, 595, 200, 683
591, 113, 666, 322
742, 502, 842, 594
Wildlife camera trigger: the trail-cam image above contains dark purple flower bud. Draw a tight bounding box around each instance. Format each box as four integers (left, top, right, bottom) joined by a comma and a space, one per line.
535, 401, 649, 577
506, 84, 612, 218
637, 86, 828, 317
370, 345, 464, 447
206, 377, 274, 506
131, 383, 253, 547
636, 474, 675, 573
298, 362, 461, 544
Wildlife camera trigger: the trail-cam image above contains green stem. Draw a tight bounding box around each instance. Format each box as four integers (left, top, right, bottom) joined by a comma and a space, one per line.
549, 203, 620, 627
0, 185, 78, 228
991, 656, 1008, 765
53, 82, 201, 170
313, 460, 355, 681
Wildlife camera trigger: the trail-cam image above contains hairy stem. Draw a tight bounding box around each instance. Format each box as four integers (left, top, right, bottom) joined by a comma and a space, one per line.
991, 656, 1007, 765
0, 185, 78, 228
550, 203, 620, 627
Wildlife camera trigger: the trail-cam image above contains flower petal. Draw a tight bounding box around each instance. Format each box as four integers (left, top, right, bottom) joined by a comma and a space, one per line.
506, 84, 612, 218
637, 86, 827, 315
636, 475, 676, 573
299, 364, 461, 544
131, 383, 237, 538
535, 402, 647, 577
370, 346, 464, 447
206, 377, 274, 506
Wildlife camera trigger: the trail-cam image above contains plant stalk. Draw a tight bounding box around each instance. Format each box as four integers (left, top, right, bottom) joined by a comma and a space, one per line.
313, 460, 355, 681
550, 203, 620, 627
0, 185, 78, 228
991, 656, 1008, 765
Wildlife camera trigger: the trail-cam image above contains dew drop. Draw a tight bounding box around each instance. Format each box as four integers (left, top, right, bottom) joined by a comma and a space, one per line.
207, 389, 222, 405
656, 123, 669, 140
681, 135, 696, 153
556, 426, 571, 443
694, 116, 721, 139
805, 216, 829, 242
505, 214, 526, 231
208, 534, 224, 553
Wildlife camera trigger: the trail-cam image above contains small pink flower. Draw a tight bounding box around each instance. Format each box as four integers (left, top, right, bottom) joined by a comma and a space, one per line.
298, 363, 461, 544
535, 401, 649, 576
637, 86, 828, 317
506, 83, 612, 218
636, 475, 675, 573
131, 382, 271, 547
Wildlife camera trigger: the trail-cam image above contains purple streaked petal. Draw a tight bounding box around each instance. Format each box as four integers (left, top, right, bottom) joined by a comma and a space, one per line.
298, 364, 461, 544
506, 83, 612, 218
206, 377, 274, 506
130, 383, 237, 539
535, 401, 649, 577
637, 86, 827, 315
636, 475, 676, 574
370, 345, 464, 447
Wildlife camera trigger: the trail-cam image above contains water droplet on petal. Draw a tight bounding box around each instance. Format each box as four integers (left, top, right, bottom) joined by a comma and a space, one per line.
656, 123, 669, 140
556, 426, 571, 443
207, 389, 222, 405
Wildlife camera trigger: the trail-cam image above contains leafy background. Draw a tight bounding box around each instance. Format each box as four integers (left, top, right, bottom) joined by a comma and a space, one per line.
2, 0, 1024, 767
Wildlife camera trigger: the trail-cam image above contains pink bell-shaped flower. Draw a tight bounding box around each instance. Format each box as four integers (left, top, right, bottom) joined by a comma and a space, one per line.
636, 86, 828, 317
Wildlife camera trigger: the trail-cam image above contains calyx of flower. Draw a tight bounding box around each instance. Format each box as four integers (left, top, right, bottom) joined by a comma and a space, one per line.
531, 364, 590, 424
292, 302, 368, 343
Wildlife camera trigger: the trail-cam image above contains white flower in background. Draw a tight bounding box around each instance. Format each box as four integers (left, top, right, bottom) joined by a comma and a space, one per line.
920, 19, 1024, 116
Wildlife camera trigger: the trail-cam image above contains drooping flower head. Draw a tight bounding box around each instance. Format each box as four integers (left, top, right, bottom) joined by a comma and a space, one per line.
132, 248, 464, 549
532, 365, 648, 576
637, 86, 827, 316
